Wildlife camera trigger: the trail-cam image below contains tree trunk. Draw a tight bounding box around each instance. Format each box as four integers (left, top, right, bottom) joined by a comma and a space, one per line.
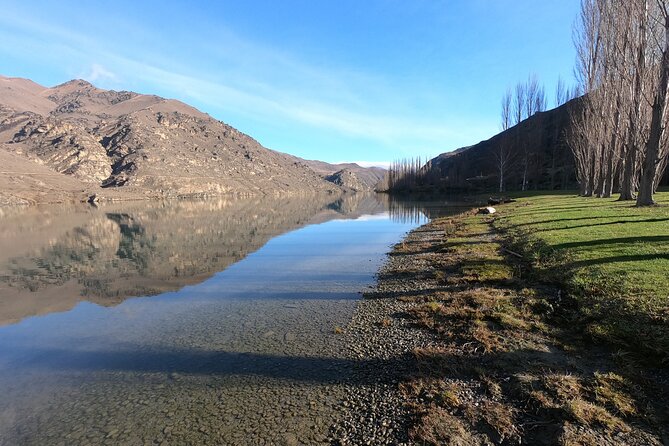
595, 157, 606, 197
584, 152, 596, 197
601, 146, 615, 198
637, 121, 661, 206
521, 155, 528, 191
619, 147, 637, 200
637, 14, 669, 206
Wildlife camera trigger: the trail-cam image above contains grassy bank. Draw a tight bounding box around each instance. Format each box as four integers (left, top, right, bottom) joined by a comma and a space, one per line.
379, 199, 668, 444
493, 191, 669, 363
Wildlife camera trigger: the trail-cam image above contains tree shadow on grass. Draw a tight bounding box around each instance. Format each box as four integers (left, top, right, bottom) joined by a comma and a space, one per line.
507, 205, 597, 216
572, 253, 669, 268
552, 235, 669, 251
538, 218, 669, 233
504, 231, 669, 365
504, 214, 626, 228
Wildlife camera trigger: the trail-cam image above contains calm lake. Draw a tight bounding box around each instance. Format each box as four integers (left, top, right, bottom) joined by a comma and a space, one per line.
0, 194, 468, 445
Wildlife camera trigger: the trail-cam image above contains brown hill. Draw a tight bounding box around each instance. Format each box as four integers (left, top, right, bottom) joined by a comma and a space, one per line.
296, 159, 386, 191
0, 75, 341, 203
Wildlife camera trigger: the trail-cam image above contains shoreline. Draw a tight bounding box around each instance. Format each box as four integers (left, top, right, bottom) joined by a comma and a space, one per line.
331, 207, 667, 445
330, 222, 447, 444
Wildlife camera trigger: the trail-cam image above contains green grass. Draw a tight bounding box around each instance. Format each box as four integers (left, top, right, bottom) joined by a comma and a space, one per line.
494, 191, 669, 361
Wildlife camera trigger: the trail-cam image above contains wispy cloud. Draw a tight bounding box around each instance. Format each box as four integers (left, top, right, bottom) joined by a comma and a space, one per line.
0, 9, 496, 157
81, 63, 118, 83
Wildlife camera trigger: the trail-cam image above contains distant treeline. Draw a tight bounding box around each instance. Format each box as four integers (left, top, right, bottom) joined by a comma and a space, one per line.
381, 157, 438, 191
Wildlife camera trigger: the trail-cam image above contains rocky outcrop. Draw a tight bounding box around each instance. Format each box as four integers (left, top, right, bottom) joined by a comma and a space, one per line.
0, 75, 343, 201
8, 113, 111, 182
325, 169, 366, 191
297, 159, 386, 191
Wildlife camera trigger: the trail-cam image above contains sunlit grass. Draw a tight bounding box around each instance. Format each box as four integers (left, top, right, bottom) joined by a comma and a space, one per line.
495, 191, 669, 360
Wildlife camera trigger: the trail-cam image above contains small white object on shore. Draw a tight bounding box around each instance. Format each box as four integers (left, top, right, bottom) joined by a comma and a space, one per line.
478, 207, 497, 215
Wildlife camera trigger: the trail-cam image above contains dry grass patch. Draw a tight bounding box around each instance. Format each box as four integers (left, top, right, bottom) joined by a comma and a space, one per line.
391, 209, 664, 444
410, 405, 474, 446
543, 372, 583, 403
566, 399, 629, 432
592, 372, 636, 417
462, 400, 519, 443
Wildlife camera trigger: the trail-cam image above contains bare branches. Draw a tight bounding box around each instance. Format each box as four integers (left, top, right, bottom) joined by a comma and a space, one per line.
501, 88, 512, 131
496, 89, 516, 192
570, 0, 669, 203
555, 76, 570, 107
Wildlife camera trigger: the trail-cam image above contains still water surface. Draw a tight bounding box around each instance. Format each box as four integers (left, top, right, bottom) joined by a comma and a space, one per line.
0, 194, 468, 445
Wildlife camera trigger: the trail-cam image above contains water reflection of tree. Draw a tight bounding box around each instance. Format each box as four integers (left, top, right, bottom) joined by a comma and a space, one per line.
387, 195, 473, 223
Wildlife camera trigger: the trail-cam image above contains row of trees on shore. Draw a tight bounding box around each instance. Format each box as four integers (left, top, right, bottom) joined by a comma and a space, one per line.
570, 0, 669, 205
382, 157, 432, 191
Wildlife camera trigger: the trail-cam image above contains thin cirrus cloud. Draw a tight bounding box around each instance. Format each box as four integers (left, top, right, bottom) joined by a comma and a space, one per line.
0, 10, 493, 160
88, 49, 471, 150
82, 64, 118, 83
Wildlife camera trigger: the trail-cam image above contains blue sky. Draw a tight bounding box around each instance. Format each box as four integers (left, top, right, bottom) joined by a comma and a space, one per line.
0, 1, 579, 166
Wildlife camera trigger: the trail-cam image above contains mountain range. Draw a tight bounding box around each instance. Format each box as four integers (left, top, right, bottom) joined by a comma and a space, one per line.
0, 75, 385, 205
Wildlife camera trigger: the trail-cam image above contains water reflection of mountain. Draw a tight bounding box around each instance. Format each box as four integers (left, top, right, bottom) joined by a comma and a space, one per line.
0, 194, 390, 326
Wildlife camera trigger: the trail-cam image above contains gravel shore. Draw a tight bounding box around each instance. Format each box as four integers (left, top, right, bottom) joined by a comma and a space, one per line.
329, 224, 444, 445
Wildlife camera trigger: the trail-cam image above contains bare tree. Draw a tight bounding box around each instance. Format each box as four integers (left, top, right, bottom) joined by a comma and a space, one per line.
555, 75, 569, 107
495, 88, 515, 192
637, 0, 669, 205
571, 0, 604, 197
618, 0, 648, 200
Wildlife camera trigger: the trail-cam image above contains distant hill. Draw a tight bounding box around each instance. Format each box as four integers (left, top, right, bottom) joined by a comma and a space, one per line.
289, 158, 386, 192
0, 75, 381, 204
421, 98, 580, 192
383, 99, 586, 194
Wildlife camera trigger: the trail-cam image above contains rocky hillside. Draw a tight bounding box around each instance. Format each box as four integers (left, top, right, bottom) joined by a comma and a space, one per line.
0, 75, 346, 203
